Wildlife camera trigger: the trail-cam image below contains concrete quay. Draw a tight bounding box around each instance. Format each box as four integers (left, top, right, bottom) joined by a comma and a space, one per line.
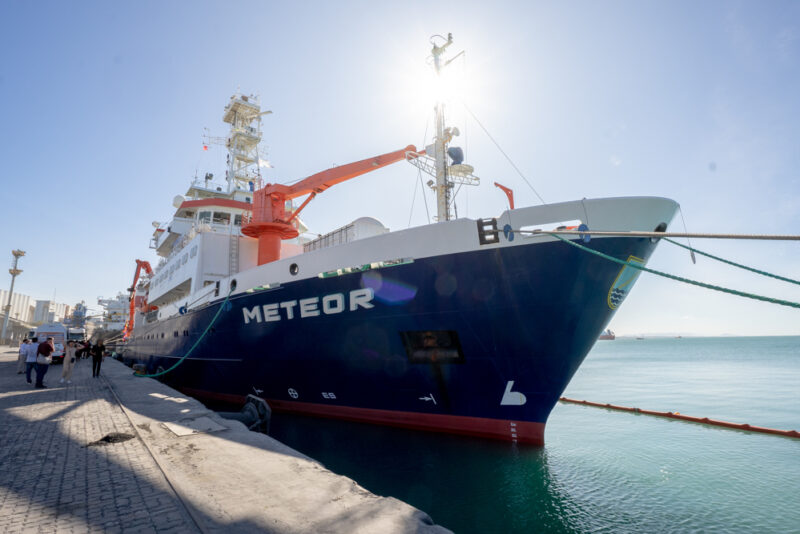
0, 346, 451, 533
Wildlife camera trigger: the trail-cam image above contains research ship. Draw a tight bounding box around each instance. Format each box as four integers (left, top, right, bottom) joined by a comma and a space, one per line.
121, 35, 678, 444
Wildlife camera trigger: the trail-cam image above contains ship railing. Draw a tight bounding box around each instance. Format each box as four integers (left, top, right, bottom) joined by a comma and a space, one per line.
190, 178, 230, 192
303, 224, 354, 252
187, 283, 220, 311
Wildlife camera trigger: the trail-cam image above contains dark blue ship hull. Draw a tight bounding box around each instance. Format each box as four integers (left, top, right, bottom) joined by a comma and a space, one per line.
122, 236, 656, 444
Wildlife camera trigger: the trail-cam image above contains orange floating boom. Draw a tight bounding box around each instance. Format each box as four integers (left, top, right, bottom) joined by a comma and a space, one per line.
559, 397, 800, 439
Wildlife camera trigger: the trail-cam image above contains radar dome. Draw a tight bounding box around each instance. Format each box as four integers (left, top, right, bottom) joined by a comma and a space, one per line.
172, 195, 186, 209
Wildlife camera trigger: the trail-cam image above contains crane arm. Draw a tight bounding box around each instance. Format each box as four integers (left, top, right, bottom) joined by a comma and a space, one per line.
275, 145, 417, 200
243, 144, 419, 266
123, 259, 153, 339
249, 144, 418, 231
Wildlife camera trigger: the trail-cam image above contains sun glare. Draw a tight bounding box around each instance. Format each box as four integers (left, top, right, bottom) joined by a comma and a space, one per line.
385, 43, 478, 138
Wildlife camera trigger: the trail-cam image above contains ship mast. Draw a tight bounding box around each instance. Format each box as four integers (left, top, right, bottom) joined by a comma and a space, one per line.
221, 93, 272, 194
431, 35, 452, 221
407, 33, 479, 222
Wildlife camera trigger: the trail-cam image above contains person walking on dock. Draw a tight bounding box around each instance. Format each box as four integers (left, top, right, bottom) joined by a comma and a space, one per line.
24, 337, 39, 384
17, 339, 29, 374
60, 341, 77, 384
91, 340, 106, 378
35, 337, 55, 388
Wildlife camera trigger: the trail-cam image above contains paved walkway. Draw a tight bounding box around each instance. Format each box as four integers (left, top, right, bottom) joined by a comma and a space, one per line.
0, 349, 198, 533
0, 347, 449, 533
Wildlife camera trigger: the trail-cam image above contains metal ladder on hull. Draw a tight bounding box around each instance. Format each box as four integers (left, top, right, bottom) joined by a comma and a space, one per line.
228, 232, 240, 276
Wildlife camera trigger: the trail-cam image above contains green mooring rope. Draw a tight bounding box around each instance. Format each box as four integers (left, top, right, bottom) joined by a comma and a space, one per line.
664, 238, 800, 286
549, 233, 800, 310
134, 289, 234, 378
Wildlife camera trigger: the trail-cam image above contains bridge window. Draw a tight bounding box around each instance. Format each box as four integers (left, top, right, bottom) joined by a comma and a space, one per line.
199, 211, 212, 223
212, 212, 231, 225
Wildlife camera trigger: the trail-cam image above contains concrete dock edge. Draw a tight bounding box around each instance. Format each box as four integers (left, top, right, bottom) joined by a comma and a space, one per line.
0, 347, 451, 533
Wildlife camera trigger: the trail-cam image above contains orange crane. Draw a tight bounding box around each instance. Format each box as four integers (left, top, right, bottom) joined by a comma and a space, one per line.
122, 259, 154, 339
242, 145, 417, 265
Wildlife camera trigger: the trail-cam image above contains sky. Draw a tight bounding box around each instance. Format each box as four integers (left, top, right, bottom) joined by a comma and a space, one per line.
0, 0, 798, 336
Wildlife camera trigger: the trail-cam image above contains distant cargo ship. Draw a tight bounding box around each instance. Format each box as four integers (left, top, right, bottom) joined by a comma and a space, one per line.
599, 329, 616, 340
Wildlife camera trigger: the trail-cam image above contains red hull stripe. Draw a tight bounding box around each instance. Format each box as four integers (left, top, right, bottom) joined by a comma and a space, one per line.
181, 387, 545, 445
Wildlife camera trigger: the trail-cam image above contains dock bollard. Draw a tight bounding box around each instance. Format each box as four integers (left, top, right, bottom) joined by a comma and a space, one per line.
218, 394, 272, 434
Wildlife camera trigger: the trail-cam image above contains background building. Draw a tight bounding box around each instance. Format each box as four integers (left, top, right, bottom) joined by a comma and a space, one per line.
0, 289, 34, 324
33, 300, 70, 324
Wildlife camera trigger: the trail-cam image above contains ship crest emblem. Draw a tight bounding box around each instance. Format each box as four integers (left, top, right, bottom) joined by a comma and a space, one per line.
607, 255, 645, 309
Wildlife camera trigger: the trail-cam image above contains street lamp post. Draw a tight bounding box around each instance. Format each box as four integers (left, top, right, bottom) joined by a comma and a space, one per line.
1, 249, 25, 343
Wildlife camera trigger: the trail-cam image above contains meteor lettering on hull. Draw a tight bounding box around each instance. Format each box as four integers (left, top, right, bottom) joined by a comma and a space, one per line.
242, 288, 375, 324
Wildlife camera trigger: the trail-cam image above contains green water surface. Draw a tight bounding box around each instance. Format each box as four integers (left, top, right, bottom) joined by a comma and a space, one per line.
269, 337, 800, 533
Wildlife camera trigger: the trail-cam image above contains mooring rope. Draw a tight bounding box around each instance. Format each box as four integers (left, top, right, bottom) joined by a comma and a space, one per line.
526, 229, 800, 241
663, 238, 800, 286
134, 289, 234, 378
546, 233, 800, 309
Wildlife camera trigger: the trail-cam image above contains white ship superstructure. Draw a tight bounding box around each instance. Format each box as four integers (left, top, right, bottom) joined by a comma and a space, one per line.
140, 93, 312, 324
98, 293, 130, 331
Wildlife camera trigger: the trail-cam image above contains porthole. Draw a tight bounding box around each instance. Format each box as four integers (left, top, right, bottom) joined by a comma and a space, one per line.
289, 263, 299, 275
230, 279, 238, 291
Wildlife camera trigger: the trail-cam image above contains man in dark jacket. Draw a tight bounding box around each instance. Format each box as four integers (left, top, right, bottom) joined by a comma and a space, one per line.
35, 337, 55, 388
91, 341, 106, 378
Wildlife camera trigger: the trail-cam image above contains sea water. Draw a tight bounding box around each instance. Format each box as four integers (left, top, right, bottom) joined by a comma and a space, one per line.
268, 337, 800, 533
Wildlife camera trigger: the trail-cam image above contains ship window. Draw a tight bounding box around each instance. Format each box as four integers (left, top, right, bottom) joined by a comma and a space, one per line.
190, 246, 198, 258
173, 331, 178, 337
182, 254, 188, 265
199, 211, 212, 223
234, 214, 242, 226
161, 332, 165, 338
212, 212, 231, 225
230, 279, 237, 292
400, 331, 465, 364
289, 263, 299, 275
